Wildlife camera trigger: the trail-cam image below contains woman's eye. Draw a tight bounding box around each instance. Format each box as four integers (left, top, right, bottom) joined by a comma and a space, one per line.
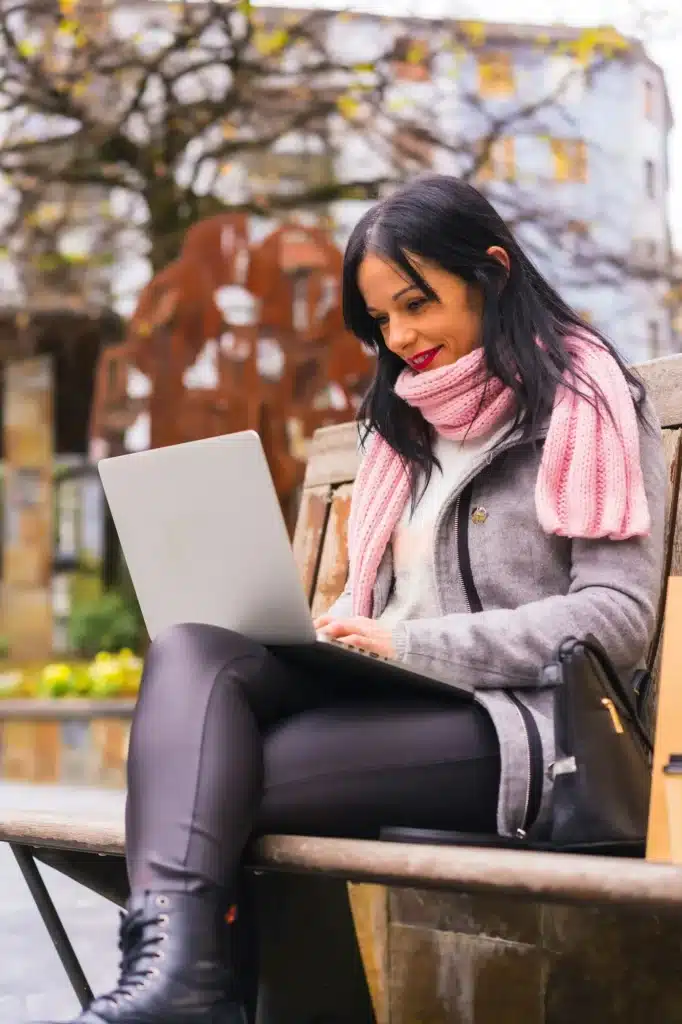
373, 315, 389, 329
407, 297, 428, 313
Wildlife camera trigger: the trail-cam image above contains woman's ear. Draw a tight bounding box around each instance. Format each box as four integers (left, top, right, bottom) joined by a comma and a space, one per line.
486, 245, 511, 274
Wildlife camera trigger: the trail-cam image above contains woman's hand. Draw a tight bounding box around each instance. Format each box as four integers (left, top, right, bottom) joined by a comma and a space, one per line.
314, 614, 396, 659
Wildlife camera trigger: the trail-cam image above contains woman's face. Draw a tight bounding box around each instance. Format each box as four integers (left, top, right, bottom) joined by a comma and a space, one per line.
358, 248, 507, 373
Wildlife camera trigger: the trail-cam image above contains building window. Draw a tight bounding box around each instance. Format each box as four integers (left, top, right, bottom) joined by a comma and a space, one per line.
645, 160, 656, 199
476, 137, 516, 182
550, 139, 588, 183
478, 52, 515, 98
644, 79, 656, 120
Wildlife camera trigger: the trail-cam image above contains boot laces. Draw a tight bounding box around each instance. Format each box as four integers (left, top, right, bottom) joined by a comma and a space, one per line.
89, 907, 168, 1012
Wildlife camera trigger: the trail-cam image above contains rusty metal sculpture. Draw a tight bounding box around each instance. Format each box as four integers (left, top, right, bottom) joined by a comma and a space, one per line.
90, 213, 374, 526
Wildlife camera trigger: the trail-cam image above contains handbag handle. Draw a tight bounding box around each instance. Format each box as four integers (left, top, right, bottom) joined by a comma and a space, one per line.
557, 635, 653, 755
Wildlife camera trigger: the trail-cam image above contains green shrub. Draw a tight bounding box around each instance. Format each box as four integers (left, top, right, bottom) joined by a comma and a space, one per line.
68, 590, 143, 659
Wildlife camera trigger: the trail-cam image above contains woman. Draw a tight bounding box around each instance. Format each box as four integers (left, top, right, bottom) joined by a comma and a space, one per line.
47, 175, 665, 1024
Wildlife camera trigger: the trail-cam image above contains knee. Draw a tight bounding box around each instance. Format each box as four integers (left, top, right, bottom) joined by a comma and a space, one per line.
143, 623, 262, 688
146, 622, 212, 667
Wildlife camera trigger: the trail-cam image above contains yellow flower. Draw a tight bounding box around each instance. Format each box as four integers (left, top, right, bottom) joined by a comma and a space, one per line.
41, 663, 74, 698
42, 663, 73, 685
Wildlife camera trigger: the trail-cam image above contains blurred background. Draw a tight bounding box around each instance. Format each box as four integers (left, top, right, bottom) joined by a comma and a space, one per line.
0, 0, 679, 677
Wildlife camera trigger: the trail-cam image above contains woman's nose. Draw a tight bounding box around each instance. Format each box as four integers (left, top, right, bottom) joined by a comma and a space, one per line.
387, 323, 418, 354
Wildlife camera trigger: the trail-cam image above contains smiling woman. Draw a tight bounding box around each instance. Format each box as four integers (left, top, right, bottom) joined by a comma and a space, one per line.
48, 176, 666, 1024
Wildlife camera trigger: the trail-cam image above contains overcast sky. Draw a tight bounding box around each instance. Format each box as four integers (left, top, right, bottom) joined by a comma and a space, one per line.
279, 0, 682, 247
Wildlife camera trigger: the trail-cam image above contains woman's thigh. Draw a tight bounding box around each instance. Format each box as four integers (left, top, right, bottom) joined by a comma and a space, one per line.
256, 698, 500, 838
134, 623, 325, 731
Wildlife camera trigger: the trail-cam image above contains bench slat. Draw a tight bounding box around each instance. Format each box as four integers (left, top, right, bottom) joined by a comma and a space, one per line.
258, 835, 682, 913
2, 809, 681, 912
648, 428, 681, 688
292, 483, 331, 603
303, 422, 359, 488
637, 354, 682, 428
311, 482, 353, 618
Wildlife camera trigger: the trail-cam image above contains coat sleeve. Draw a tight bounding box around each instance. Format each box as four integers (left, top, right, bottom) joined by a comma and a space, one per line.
391, 408, 668, 688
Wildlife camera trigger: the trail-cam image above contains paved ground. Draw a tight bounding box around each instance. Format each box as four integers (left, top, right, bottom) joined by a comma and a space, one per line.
0, 782, 125, 1024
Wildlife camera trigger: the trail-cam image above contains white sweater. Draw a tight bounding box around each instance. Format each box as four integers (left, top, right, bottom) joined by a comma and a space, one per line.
378, 424, 510, 629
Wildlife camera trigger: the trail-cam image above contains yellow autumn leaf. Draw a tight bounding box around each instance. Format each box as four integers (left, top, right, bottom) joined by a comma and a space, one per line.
253, 28, 289, 56
567, 26, 630, 66
18, 39, 38, 58
57, 19, 81, 37
237, 0, 251, 13
459, 21, 486, 46
59, 0, 78, 13
352, 62, 374, 74
71, 80, 87, 98
337, 94, 360, 119
406, 41, 427, 65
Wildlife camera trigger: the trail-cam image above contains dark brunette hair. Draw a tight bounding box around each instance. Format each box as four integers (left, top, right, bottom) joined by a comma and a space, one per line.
342, 174, 645, 493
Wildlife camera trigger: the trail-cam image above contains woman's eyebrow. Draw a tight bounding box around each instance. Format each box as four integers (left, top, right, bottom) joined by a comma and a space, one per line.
366, 284, 421, 313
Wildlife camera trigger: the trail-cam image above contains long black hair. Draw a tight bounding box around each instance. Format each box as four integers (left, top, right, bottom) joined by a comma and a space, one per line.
342, 174, 645, 494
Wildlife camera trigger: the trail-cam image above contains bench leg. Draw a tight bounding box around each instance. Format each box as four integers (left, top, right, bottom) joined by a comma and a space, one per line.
11, 843, 94, 1010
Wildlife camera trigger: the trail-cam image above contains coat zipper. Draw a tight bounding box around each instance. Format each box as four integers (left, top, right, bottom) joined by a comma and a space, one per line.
507, 693, 544, 833
455, 479, 544, 835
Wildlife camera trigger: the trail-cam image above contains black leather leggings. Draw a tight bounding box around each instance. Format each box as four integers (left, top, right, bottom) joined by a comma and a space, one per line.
125, 623, 500, 894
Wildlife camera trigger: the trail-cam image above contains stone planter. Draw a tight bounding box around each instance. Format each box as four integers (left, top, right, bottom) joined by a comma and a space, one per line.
0, 699, 135, 788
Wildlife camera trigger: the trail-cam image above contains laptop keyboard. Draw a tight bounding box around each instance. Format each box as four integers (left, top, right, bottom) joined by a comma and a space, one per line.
317, 634, 397, 667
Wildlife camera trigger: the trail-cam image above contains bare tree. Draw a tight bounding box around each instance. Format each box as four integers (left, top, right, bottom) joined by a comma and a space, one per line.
0, 0, 675, 332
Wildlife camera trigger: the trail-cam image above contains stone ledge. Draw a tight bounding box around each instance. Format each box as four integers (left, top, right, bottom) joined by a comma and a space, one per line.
0, 699, 136, 720
0, 702, 133, 787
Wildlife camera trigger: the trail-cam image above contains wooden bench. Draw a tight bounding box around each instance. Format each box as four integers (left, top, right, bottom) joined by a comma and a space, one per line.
3, 354, 682, 1024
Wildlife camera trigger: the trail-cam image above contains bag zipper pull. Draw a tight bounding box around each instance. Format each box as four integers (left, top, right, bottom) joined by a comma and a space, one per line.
601, 697, 624, 734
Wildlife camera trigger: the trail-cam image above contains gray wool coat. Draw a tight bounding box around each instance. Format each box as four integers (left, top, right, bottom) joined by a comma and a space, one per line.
328, 402, 666, 837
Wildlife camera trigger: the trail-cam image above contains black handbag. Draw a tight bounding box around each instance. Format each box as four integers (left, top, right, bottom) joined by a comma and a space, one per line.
537, 634, 653, 856
381, 634, 653, 857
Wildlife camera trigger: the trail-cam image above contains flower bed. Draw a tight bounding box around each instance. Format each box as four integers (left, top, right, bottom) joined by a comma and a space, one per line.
0, 649, 143, 701
0, 650, 142, 788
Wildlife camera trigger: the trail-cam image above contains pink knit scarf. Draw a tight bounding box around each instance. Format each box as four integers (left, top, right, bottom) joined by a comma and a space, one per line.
348, 334, 650, 617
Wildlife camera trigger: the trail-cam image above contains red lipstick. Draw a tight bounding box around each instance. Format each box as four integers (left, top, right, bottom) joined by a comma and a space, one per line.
407, 347, 441, 371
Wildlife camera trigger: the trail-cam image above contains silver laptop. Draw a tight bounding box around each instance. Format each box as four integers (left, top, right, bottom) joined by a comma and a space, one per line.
97, 431, 472, 701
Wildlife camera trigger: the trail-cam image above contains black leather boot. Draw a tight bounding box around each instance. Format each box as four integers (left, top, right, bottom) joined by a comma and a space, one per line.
41, 891, 247, 1023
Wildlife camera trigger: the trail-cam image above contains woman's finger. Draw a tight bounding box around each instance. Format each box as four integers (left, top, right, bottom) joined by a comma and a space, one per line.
339, 633, 380, 654
318, 619, 357, 638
